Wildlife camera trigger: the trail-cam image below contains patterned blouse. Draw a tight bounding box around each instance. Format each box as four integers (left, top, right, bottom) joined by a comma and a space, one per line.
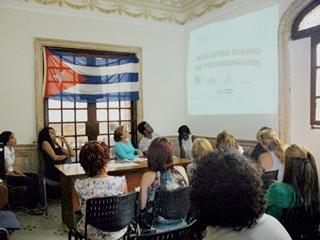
74, 175, 126, 240
145, 167, 187, 222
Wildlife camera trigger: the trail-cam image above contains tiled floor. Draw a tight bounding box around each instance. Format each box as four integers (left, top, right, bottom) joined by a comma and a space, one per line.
10, 201, 68, 240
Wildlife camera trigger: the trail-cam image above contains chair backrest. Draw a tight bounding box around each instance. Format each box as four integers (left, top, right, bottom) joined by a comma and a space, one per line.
131, 219, 197, 240
154, 186, 190, 220
281, 207, 320, 239
85, 191, 137, 233
261, 170, 278, 190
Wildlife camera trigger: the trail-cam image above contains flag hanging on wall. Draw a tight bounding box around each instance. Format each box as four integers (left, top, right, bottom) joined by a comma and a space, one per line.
43, 48, 139, 103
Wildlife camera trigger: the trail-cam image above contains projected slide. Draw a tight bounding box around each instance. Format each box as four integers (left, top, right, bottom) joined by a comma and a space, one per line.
187, 5, 279, 115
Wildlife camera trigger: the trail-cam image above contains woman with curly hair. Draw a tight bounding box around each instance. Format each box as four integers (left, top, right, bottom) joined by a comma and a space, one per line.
216, 130, 243, 154
257, 129, 284, 181
266, 144, 320, 220
190, 151, 291, 240
75, 141, 127, 240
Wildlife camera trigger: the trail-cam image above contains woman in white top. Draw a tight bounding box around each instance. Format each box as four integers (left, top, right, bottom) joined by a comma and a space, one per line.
190, 151, 291, 240
178, 125, 193, 160
1, 131, 43, 214
257, 129, 284, 181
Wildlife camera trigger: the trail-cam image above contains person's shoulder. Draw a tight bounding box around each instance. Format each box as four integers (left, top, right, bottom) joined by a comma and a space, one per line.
269, 182, 293, 192
141, 171, 156, 185
257, 214, 292, 239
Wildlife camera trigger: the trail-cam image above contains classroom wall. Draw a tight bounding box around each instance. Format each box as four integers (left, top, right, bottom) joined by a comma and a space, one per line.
0, 7, 186, 144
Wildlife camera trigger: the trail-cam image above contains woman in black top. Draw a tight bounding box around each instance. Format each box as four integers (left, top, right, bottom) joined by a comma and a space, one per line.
38, 127, 75, 182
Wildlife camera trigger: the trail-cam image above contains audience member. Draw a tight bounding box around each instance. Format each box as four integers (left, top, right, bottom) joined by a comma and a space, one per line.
178, 125, 193, 160
216, 130, 243, 154
38, 127, 74, 182
190, 151, 292, 240
0, 181, 8, 209
137, 121, 160, 156
114, 126, 142, 160
1, 131, 43, 214
251, 127, 271, 162
266, 144, 319, 220
75, 141, 128, 240
257, 129, 284, 181
187, 138, 213, 180
139, 137, 189, 232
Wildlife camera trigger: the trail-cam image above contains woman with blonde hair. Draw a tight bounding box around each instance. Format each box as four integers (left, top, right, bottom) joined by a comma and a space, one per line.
266, 144, 319, 220
257, 129, 284, 181
187, 138, 213, 180
216, 130, 243, 154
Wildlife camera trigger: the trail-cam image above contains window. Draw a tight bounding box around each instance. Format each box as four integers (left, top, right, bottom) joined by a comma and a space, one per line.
292, 1, 320, 128
35, 39, 142, 163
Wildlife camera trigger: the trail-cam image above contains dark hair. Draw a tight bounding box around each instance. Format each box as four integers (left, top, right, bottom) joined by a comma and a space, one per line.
0, 131, 13, 146
38, 127, 55, 150
137, 121, 147, 135
178, 125, 191, 135
259, 126, 271, 132
148, 137, 173, 172
283, 144, 320, 217
190, 151, 265, 229
114, 126, 124, 142
79, 141, 110, 177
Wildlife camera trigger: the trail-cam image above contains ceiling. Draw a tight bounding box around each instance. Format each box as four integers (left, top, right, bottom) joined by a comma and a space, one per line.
12, 0, 233, 25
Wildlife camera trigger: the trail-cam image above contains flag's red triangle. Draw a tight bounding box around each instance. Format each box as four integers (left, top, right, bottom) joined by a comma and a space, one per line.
45, 49, 86, 97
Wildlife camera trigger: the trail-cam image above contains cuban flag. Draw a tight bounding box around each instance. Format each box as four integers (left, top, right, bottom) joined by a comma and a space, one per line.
43, 48, 139, 103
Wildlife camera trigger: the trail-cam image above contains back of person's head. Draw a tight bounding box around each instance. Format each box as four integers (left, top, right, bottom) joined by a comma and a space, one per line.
257, 129, 284, 162
148, 137, 173, 172
192, 138, 213, 162
38, 127, 54, 149
216, 130, 239, 152
178, 125, 191, 136
79, 141, 110, 177
190, 151, 265, 229
114, 126, 124, 142
0, 131, 13, 146
256, 126, 272, 141
137, 121, 147, 135
283, 144, 320, 216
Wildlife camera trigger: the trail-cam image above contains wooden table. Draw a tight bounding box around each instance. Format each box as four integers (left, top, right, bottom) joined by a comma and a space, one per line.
55, 158, 191, 228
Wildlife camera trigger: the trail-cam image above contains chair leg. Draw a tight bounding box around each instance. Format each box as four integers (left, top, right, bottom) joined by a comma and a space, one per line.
42, 178, 48, 216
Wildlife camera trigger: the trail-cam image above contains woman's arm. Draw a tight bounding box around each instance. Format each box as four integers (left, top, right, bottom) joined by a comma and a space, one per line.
258, 152, 273, 170
42, 141, 67, 161
139, 171, 156, 210
56, 137, 75, 157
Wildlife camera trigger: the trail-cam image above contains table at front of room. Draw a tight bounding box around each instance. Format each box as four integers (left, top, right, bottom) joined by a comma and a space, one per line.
55, 158, 191, 229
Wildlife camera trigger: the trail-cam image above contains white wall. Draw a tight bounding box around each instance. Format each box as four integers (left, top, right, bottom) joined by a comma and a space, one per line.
290, 38, 320, 160
0, 7, 185, 144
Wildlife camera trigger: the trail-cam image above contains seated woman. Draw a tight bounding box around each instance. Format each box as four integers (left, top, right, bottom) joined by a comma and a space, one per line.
186, 138, 213, 180
1, 131, 43, 214
114, 126, 141, 160
38, 127, 74, 182
75, 141, 127, 240
251, 127, 271, 162
216, 130, 243, 154
257, 129, 284, 181
190, 151, 292, 240
139, 137, 189, 232
266, 144, 319, 220
178, 125, 193, 160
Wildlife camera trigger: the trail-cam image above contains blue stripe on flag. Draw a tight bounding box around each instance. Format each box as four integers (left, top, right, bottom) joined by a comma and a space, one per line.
49, 92, 139, 103
48, 49, 138, 67
81, 73, 138, 84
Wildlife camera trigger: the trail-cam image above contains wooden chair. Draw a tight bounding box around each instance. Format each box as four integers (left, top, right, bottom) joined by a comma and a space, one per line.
69, 191, 137, 240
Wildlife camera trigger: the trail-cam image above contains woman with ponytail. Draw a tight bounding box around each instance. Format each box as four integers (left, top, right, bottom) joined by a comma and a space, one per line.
266, 144, 320, 220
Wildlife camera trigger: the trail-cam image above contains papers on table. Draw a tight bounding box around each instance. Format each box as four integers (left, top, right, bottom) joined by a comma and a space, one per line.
108, 162, 138, 170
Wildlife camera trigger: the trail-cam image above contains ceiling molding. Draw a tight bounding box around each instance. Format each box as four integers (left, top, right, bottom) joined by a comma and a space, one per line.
10, 0, 233, 25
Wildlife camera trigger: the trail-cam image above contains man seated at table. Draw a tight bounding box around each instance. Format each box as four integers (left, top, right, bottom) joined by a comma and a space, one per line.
137, 121, 160, 156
